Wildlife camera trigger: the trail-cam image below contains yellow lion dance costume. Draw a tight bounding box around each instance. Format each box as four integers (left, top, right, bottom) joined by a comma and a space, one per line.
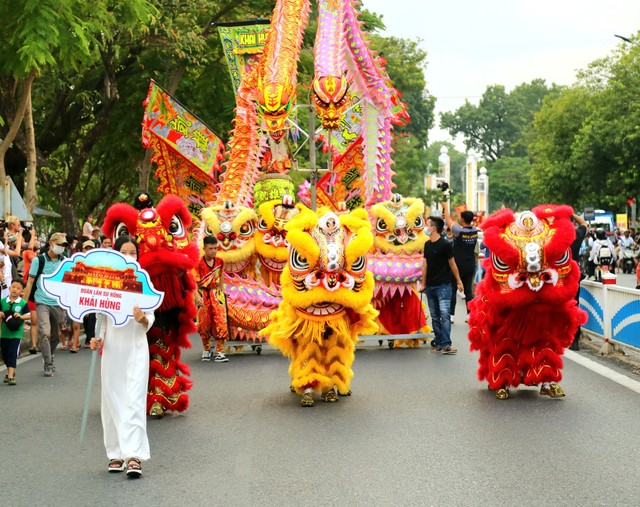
259, 205, 378, 406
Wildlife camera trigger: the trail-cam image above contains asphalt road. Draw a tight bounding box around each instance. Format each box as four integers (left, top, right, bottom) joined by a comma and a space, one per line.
2, 313, 640, 507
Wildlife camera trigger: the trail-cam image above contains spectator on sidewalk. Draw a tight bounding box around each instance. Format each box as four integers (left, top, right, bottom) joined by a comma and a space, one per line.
83, 214, 94, 239
81, 240, 97, 348
442, 201, 479, 323
23, 232, 68, 377
1, 279, 31, 386
420, 215, 464, 354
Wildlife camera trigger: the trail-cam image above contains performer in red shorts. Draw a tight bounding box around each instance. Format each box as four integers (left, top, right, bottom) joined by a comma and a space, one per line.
196, 236, 230, 363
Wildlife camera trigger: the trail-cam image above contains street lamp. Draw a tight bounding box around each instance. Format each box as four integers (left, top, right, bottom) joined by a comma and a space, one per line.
615, 34, 639, 46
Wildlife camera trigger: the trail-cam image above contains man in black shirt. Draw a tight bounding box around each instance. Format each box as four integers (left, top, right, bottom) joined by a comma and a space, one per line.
420, 216, 464, 354
443, 201, 479, 323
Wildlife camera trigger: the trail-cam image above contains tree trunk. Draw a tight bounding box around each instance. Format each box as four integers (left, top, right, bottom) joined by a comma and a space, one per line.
0, 72, 36, 182
23, 93, 37, 214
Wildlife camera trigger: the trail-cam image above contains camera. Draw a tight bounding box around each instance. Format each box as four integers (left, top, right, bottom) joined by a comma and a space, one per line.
437, 181, 452, 198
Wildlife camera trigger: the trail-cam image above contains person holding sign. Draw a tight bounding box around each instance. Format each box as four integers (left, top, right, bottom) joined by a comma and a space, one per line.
90, 236, 155, 478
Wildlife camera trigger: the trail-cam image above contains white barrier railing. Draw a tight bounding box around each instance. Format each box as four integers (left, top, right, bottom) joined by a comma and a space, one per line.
579, 280, 640, 352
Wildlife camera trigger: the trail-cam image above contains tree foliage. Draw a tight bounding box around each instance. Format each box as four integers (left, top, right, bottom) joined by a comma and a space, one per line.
440, 79, 559, 162
529, 39, 640, 212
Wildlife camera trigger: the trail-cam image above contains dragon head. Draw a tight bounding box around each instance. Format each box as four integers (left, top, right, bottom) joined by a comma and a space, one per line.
370, 194, 427, 254
281, 206, 374, 318
200, 201, 257, 275
479, 204, 580, 305
312, 74, 349, 130
256, 77, 295, 142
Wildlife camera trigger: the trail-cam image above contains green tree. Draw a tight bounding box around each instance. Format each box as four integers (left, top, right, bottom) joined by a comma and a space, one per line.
440, 80, 559, 162
529, 39, 640, 211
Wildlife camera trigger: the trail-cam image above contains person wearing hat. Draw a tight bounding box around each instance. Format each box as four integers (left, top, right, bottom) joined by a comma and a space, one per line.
23, 232, 69, 377
82, 239, 95, 251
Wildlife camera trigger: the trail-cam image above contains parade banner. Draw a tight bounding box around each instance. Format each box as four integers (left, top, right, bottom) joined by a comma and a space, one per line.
41, 249, 164, 327
142, 81, 224, 226
316, 135, 365, 210
217, 20, 271, 95
142, 80, 224, 175
149, 135, 219, 226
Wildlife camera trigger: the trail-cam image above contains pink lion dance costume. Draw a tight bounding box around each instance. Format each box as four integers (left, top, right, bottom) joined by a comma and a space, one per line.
468, 205, 587, 400
104, 193, 199, 417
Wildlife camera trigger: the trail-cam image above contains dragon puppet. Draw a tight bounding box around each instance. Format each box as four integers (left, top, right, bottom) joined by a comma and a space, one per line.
103, 193, 199, 417
467, 205, 587, 400
259, 205, 378, 407
215, 0, 407, 209
368, 194, 430, 347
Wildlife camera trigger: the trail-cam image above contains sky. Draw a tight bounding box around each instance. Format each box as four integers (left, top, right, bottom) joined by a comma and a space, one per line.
363, 0, 640, 148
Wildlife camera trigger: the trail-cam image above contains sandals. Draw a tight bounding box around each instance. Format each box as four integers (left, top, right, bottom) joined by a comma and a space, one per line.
126, 458, 143, 478
108, 459, 126, 473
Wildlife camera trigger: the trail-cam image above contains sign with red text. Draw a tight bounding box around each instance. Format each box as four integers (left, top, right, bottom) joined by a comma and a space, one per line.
41, 249, 164, 327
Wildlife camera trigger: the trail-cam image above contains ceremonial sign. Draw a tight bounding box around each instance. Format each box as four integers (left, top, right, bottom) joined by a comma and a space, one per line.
41, 249, 164, 327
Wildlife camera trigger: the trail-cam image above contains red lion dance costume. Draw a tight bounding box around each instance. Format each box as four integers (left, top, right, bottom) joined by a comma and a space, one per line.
104, 194, 199, 417
468, 205, 587, 400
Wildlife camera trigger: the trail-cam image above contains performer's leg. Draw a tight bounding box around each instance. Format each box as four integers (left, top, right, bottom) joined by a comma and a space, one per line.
323, 330, 355, 398
520, 342, 565, 397
487, 337, 519, 398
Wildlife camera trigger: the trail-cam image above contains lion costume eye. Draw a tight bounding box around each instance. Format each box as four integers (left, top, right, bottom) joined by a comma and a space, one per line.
168, 216, 185, 238
350, 256, 367, 274
414, 216, 424, 228
203, 225, 214, 237
376, 218, 388, 233
492, 253, 510, 272
115, 223, 129, 238
555, 250, 570, 265
239, 222, 254, 237
258, 218, 268, 231
289, 248, 309, 272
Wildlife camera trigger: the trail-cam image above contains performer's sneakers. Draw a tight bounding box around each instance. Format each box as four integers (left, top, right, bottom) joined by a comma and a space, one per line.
539, 383, 565, 398
300, 390, 314, 407
43, 366, 54, 377
201, 350, 212, 362
323, 388, 339, 402
214, 353, 229, 363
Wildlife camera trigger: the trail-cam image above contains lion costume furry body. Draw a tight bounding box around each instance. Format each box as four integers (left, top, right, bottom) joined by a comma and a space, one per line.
259, 206, 378, 406
104, 194, 198, 416
467, 205, 587, 399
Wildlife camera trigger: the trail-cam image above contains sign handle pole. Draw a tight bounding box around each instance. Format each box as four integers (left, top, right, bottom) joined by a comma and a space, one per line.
80, 314, 102, 443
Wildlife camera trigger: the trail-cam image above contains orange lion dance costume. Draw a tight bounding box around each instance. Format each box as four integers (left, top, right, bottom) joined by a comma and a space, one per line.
104, 193, 199, 416
468, 205, 587, 400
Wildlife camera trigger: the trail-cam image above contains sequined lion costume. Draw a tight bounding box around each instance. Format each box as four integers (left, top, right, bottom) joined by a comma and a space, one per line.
259, 206, 378, 406
368, 194, 430, 347
104, 193, 199, 416
468, 205, 587, 400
